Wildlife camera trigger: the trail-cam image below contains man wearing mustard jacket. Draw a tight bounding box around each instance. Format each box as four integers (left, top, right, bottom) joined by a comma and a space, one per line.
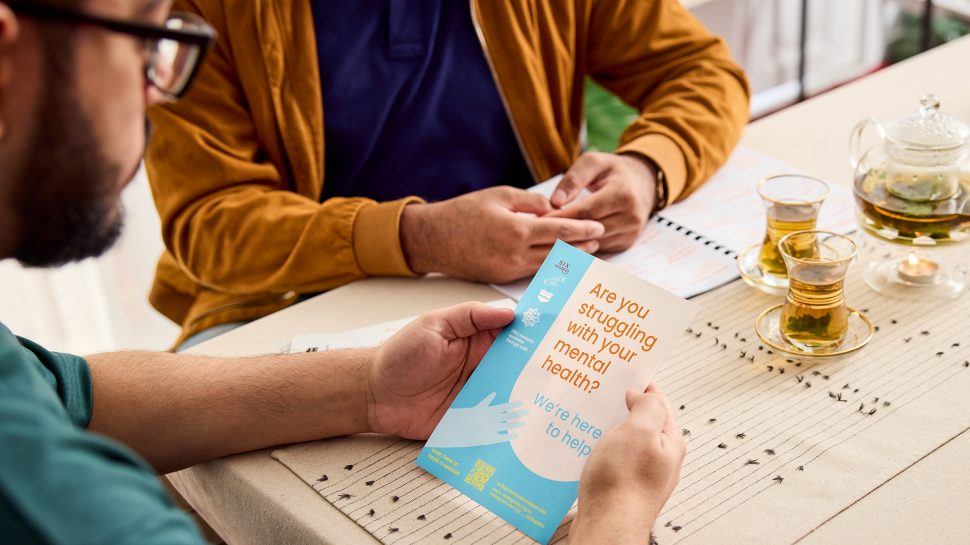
0, 1, 686, 541
146, 0, 750, 346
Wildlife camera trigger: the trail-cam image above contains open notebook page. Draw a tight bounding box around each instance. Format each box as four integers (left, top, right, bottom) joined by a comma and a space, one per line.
659, 145, 855, 252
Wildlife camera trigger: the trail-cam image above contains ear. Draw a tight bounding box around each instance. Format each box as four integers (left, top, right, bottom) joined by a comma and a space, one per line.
0, 3, 20, 143
0, 3, 18, 81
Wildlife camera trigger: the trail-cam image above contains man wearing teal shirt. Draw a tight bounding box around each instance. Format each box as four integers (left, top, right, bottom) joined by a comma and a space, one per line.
0, 1, 686, 543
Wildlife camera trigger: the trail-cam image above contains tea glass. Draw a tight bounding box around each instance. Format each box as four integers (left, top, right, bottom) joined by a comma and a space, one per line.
777, 230, 856, 350
739, 175, 830, 295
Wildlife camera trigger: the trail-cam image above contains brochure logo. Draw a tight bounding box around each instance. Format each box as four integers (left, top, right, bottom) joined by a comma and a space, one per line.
543, 275, 566, 287
522, 308, 542, 327
554, 260, 571, 275
537, 289, 554, 303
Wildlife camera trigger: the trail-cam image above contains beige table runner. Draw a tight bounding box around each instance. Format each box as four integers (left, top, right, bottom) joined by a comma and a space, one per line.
274, 272, 970, 544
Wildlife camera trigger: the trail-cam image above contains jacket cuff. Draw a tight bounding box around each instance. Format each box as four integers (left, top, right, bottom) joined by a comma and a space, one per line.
616, 133, 688, 206
353, 197, 425, 276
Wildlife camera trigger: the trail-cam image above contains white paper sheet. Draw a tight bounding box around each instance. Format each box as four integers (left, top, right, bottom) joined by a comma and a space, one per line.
288, 298, 517, 353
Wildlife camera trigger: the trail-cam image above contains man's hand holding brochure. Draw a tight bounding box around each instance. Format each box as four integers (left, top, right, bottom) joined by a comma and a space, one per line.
571, 385, 686, 543
417, 240, 698, 543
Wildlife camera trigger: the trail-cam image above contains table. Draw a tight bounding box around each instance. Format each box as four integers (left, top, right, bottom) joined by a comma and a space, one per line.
173, 36, 970, 545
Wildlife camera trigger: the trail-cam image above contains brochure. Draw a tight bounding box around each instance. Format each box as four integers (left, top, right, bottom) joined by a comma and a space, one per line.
417, 240, 698, 543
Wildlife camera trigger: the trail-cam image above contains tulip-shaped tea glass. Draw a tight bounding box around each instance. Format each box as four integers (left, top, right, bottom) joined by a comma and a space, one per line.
755, 230, 874, 358
738, 175, 830, 295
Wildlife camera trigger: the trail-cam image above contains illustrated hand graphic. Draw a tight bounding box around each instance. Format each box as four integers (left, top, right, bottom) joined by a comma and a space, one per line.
425, 392, 527, 448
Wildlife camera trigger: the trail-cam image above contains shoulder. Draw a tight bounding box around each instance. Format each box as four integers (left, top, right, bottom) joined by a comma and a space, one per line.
0, 324, 93, 428
0, 325, 204, 545
0, 385, 205, 545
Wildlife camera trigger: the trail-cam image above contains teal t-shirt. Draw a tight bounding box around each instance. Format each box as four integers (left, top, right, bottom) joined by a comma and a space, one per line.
0, 322, 205, 545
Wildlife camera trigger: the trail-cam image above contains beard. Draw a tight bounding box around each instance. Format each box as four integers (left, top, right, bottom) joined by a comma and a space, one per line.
11, 34, 127, 268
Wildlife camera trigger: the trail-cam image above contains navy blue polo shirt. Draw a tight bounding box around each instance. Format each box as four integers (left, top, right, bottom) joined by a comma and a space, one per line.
311, 0, 533, 202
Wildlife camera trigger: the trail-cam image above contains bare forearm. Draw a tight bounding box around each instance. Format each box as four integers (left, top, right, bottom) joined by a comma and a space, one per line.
400, 202, 440, 275
86, 348, 372, 474
571, 493, 659, 544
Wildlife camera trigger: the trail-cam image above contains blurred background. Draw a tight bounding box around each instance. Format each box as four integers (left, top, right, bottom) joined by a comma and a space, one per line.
2, 0, 967, 354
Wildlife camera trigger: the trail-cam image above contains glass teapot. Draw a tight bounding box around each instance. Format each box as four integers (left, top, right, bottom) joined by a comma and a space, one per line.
850, 95, 970, 204
850, 95, 970, 302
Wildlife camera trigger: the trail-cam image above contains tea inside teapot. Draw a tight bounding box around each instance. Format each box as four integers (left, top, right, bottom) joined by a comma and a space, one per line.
851, 95, 970, 245
855, 166, 970, 245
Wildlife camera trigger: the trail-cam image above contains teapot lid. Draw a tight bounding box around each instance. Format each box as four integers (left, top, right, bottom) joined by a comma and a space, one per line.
886, 95, 970, 150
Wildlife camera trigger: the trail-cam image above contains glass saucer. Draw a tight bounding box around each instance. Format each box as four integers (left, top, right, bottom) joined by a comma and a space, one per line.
862, 253, 967, 301
737, 243, 788, 296
754, 304, 874, 361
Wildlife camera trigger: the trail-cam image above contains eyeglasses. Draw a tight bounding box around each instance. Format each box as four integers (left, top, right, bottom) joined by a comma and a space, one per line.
8, 2, 216, 99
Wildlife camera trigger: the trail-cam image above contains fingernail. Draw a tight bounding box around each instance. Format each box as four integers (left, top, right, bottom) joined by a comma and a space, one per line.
551, 189, 567, 206
591, 222, 606, 236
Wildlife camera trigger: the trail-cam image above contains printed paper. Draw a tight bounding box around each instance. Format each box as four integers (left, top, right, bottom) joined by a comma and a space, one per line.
418, 241, 698, 543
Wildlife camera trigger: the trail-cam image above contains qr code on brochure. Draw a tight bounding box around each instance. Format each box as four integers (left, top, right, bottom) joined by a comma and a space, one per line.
464, 458, 496, 492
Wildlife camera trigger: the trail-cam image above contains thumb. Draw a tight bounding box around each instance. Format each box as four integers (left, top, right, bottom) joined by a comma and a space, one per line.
503, 188, 553, 215
647, 383, 680, 437
477, 392, 497, 407
625, 388, 641, 411
428, 302, 514, 340
551, 154, 607, 208
625, 388, 667, 435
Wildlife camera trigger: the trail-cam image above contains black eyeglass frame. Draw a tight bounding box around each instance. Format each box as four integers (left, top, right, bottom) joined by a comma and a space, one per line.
7, 2, 216, 98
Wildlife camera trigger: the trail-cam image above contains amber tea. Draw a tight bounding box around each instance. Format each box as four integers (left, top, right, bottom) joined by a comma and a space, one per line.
855, 168, 970, 246
757, 175, 829, 279
780, 277, 849, 348
778, 231, 856, 350
758, 216, 816, 276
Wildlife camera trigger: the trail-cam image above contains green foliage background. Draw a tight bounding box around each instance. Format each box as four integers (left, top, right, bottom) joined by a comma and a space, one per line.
584, 78, 637, 152
583, 12, 969, 151
887, 12, 968, 64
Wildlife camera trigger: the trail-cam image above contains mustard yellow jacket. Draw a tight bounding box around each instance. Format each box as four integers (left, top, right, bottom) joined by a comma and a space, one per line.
146, 0, 750, 344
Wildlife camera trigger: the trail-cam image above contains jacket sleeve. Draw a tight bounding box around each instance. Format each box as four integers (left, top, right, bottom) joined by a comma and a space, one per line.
585, 0, 750, 204
145, 0, 419, 297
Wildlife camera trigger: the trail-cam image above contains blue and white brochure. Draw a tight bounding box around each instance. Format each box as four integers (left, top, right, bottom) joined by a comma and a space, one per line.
418, 240, 698, 543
